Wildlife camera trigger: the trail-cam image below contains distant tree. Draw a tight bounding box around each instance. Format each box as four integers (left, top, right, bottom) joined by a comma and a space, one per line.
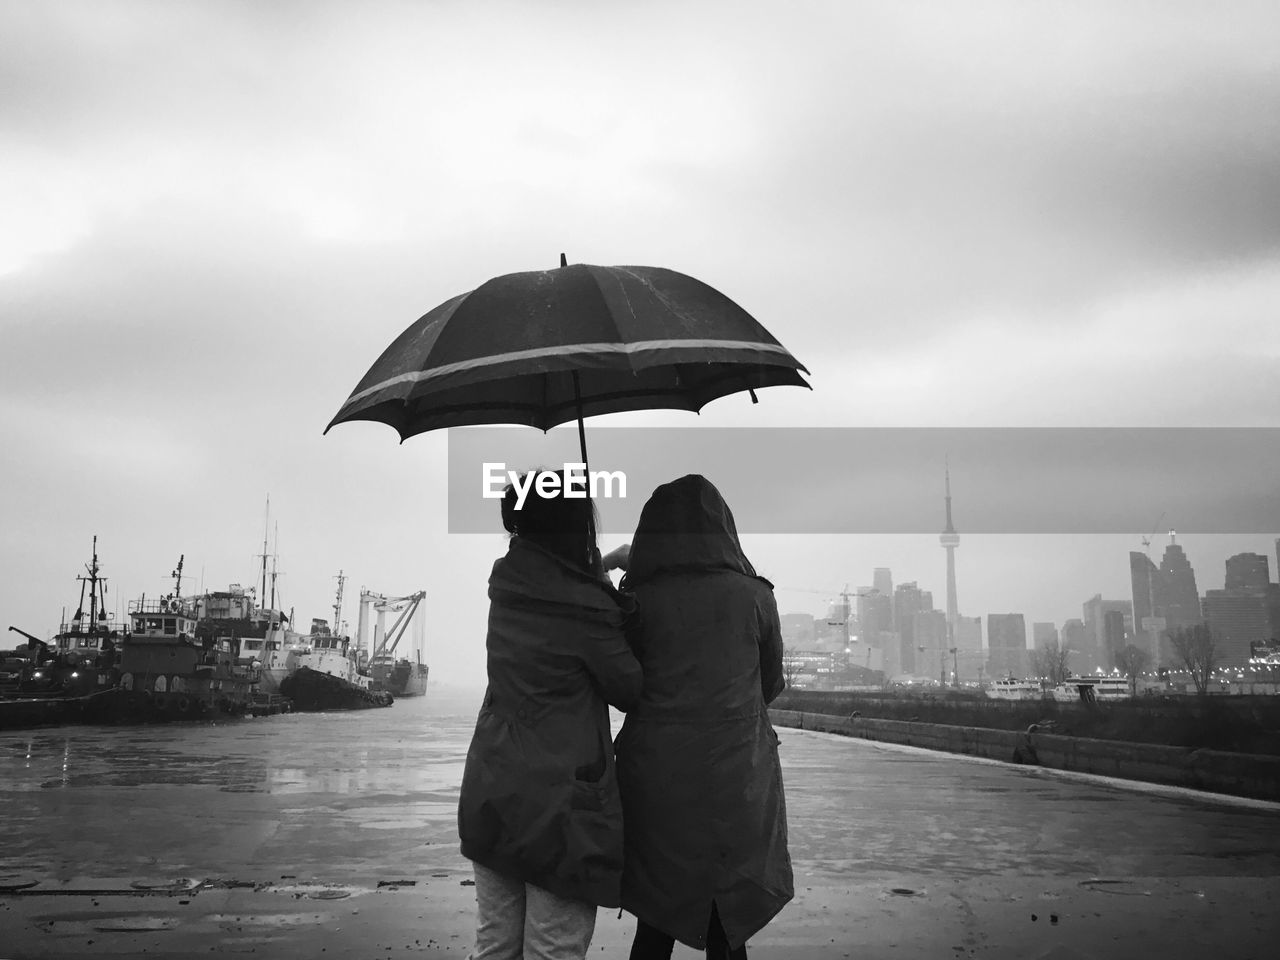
1030, 638, 1073, 686
1167, 622, 1219, 696
1113, 644, 1151, 696
782, 645, 799, 689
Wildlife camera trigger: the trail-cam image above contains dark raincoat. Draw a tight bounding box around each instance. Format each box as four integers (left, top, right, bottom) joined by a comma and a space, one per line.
616, 475, 793, 951
457, 536, 644, 906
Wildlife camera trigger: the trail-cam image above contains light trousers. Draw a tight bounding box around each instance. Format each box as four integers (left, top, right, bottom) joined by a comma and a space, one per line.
466, 861, 598, 960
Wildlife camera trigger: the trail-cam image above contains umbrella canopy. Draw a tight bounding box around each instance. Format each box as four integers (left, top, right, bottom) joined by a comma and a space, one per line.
325, 262, 809, 442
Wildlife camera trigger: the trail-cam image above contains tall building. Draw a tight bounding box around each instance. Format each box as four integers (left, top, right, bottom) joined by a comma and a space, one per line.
913, 609, 948, 682
893, 582, 932, 675
1060, 618, 1088, 673
987, 613, 1028, 679
857, 587, 893, 638
1032, 622, 1059, 648
1083, 595, 1133, 669
872, 568, 894, 603
1202, 590, 1272, 667
939, 465, 960, 645
1129, 551, 1163, 664
1204, 553, 1276, 667
1225, 553, 1270, 592
1103, 610, 1128, 668
953, 615, 983, 681
1158, 539, 1202, 630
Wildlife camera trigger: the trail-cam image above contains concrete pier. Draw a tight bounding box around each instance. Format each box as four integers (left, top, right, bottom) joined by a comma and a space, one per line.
2, 693, 1278, 958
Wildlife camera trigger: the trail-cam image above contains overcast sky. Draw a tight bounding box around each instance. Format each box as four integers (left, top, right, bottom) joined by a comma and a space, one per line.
3, 0, 1278, 685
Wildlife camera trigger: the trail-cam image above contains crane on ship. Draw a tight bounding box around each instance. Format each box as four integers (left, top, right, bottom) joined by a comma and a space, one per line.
356, 589, 426, 668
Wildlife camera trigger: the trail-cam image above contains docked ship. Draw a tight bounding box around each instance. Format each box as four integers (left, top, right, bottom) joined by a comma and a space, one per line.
985, 677, 1043, 701
78, 555, 274, 722
1048, 675, 1132, 702
358, 588, 428, 698
3, 536, 127, 703
200, 582, 292, 693
274, 574, 391, 711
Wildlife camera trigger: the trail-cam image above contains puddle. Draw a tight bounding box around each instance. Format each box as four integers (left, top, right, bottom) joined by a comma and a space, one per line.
92, 917, 182, 932
1079, 879, 1151, 896
262, 883, 360, 900
130, 878, 204, 894
209, 912, 314, 926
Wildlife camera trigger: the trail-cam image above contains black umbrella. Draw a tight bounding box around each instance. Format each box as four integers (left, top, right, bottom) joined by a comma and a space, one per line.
327, 257, 809, 464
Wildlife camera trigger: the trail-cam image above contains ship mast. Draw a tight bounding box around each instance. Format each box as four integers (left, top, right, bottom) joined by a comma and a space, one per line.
73, 535, 110, 634
87, 535, 99, 630
171, 554, 185, 598
333, 571, 346, 636
258, 495, 270, 607
269, 522, 279, 611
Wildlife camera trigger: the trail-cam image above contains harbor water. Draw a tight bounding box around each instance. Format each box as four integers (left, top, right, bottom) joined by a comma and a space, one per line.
3, 690, 1280, 958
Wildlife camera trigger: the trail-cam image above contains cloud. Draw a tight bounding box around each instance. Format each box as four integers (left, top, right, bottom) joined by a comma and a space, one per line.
2, 0, 1279, 681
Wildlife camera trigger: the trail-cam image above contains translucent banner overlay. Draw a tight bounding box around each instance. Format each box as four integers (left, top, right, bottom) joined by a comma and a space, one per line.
447, 427, 1280, 535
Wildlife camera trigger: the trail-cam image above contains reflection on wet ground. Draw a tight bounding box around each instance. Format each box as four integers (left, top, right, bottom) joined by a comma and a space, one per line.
3, 695, 1280, 958
0, 689, 483, 883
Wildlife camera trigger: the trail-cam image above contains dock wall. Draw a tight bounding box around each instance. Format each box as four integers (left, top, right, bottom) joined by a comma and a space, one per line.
769, 709, 1280, 803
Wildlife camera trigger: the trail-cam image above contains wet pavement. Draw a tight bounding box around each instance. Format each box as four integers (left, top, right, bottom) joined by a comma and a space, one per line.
2, 689, 1278, 958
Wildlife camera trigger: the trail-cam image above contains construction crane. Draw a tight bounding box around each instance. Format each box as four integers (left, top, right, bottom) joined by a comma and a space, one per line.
776, 585, 881, 676
1140, 512, 1166, 555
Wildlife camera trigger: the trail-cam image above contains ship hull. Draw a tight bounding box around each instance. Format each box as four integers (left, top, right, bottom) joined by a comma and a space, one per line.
279, 666, 393, 711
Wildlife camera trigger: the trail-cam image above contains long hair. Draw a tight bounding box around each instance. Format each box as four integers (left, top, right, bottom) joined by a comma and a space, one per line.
500, 469, 599, 571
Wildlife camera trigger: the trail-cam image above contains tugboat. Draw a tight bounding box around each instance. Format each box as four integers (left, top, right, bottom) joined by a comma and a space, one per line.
1, 537, 128, 729
273, 573, 391, 711
86, 556, 270, 722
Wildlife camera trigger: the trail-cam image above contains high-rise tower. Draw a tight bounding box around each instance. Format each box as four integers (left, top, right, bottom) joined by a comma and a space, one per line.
939, 465, 960, 645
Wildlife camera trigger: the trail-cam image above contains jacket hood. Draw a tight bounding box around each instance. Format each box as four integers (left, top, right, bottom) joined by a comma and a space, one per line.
622, 474, 759, 587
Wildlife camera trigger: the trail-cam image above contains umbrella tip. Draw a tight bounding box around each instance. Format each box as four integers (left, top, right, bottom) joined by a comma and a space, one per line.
749, 388, 759, 404
560, 252, 567, 267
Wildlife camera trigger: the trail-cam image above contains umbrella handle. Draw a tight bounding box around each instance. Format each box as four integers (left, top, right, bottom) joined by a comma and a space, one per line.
571, 369, 601, 567
562, 254, 601, 572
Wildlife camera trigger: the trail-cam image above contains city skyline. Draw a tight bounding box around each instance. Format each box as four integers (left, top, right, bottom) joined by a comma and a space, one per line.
778, 524, 1280, 667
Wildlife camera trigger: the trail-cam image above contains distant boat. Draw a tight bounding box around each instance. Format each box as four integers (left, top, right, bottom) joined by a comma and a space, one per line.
103, 581, 264, 721
985, 678, 1043, 701
201, 575, 389, 711
359, 590, 429, 699
4, 536, 126, 702
1048, 676, 1131, 702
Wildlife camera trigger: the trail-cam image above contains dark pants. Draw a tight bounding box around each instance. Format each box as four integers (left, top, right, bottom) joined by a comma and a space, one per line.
628, 904, 747, 960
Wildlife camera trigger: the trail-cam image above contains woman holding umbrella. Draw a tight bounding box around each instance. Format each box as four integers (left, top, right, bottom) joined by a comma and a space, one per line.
457, 470, 642, 959
615, 474, 793, 960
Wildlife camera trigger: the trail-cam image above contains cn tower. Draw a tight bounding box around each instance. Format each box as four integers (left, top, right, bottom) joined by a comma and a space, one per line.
940, 464, 960, 640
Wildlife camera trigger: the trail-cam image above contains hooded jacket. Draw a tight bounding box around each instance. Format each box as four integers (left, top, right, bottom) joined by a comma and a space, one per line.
617, 475, 793, 950
457, 536, 643, 906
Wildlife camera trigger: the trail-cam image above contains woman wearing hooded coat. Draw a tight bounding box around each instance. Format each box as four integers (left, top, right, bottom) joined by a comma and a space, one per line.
615, 475, 793, 960
457, 472, 643, 960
